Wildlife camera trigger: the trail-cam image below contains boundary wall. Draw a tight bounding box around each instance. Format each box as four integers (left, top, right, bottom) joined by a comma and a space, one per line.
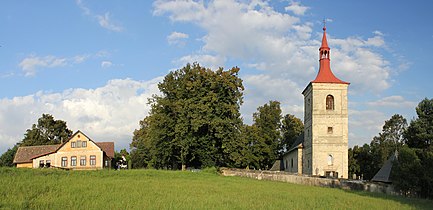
220, 168, 396, 195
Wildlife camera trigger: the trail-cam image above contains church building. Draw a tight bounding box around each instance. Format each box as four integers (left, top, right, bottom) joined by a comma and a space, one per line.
283, 26, 349, 179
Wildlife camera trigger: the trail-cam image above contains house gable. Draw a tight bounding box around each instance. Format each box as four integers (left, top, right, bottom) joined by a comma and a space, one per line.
56, 130, 103, 154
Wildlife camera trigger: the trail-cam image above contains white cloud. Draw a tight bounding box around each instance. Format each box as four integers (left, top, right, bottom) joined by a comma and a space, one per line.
176, 54, 226, 70
73, 55, 90, 64
367, 95, 417, 108
348, 109, 387, 146
285, 1, 309, 16
96, 12, 123, 32
19, 55, 67, 76
101, 61, 113, 68
18, 52, 107, 76
153, 0, 393, 93
76, 0, 123, 32
167, 31, 189, 46
152, 0, 402, 147
242, 74, 304, 124
0, 77, 162, 154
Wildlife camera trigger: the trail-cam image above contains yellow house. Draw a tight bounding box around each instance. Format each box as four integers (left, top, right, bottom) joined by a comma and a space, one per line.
13, 130, 114, 170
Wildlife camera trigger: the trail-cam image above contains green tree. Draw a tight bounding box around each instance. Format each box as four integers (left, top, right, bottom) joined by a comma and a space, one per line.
392, 146, 421, 196
133, 63, 244, 170
21, 114, 72, 146
348, 146, 360, 179
370, 114, 407, 172
405, 98, 433, 149
251, 100, 282, 169
130, 117, 151, 168
416, 148, 433, 198
0, 114, 72, 167
281, 114, 303, 156
0, 146, 18, 167
351, 144, 376, 180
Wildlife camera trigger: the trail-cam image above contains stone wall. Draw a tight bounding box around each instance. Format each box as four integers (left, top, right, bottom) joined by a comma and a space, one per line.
220, 168, 397, 195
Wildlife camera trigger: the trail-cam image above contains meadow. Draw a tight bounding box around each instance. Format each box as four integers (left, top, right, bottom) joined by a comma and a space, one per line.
0, 167, 431, 209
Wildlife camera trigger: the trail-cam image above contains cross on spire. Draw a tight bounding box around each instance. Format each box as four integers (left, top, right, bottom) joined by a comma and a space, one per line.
323, 18, 327, 31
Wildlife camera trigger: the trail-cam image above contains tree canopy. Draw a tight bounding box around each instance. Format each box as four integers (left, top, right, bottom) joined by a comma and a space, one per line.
0, 114, 72, 167
349, 98, 433, 198
21, 114, 72, 146
281, 114, 304, 155
131, 63, 244, 170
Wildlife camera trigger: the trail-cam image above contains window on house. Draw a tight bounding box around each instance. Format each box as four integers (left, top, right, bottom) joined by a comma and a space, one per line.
90, 155, 96, 166
328, 127, 333, 134
39, 160, 44, 168
71, 141, 76, 148
77, 140, 82, 148
326, 95, 334, 110
104, 160, 109, 167
61, 157, 67, 167
80, 156, 86, 166
46, 160, 51, 168
82, 141, 87, 147
291, 158, 294, 168
71, 156, 77, 166
328, 154, 333, 166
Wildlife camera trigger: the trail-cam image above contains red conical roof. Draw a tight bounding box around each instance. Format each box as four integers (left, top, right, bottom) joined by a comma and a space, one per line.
311, 26, 349, 84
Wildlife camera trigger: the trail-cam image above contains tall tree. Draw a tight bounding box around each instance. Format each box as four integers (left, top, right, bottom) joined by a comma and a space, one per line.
21, 114, 72, 146
405, 98, 433, 149
0, 146, 18, 167
349, 143, 376, 180
252, 100, 282, 169
348, 146, 360, 179
281, 114, 303, 155
0, 114, 72, 167
370, 114, 407, 169
133, 63, 244, 170
130, 117, 151, 168
391, 146, 422, 197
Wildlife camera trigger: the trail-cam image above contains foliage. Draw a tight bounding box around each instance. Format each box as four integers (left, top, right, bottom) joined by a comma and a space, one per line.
404, 98, 433, 149
348, 146, 360, 179
392, 146, 433, 199
1, 168, 431, 210
132, 63, 244, 169
281, 114, 304, 155
349, 114, 407, 180
391, 146, 422, 196
130, 117, 151, 168
349, 144, 376, 180
21, 114, 72, 146
250, 101, 282, 169
0, 146, 17, 167
370, 114, 407, 177
0, 114, 72, 167
349, 98, 433, 199
114, 149, 131, 168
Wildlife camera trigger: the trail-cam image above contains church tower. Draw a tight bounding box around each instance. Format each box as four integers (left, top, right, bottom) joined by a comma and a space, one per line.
302, 26, 349, 178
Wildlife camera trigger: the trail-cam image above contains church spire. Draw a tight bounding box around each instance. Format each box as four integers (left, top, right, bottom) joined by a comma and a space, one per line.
311, 25, 349, 84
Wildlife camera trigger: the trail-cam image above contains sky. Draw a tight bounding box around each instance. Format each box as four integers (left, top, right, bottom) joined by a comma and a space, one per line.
1, 0, 433, 154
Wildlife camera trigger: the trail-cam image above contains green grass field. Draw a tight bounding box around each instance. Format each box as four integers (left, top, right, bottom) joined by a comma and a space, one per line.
0, 167, 431, 209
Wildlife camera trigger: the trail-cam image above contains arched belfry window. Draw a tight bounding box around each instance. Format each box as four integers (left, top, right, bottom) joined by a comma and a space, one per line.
326, 95, 334, 110
321, 50, 330, 59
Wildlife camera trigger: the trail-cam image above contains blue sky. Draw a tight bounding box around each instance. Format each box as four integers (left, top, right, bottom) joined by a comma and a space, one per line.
1, 0, 433, 153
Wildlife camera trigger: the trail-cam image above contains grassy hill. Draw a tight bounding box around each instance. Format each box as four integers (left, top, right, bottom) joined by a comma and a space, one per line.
0, 167, 431, 209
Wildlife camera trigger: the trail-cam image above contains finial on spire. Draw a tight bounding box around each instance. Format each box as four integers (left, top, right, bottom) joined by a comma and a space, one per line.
323, 18, 326, 31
